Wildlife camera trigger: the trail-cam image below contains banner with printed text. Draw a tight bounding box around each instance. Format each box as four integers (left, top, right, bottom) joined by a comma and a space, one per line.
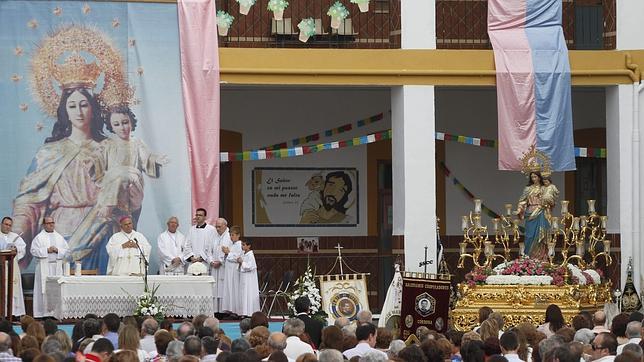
400, 277, 451, 338
252, 167, 359, 227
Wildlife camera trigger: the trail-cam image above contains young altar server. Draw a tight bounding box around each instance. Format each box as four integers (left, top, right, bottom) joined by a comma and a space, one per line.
221, 226, 243, 313
237, 239, 260, 317
31, 217, 69, 317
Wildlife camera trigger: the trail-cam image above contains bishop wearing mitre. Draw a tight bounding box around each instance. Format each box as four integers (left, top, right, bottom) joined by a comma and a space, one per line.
106, 216, 151, 275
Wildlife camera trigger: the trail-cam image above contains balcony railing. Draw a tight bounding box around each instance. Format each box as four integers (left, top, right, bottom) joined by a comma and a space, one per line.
216, 0, 401, 48
436, 0, 616, 50
215, 0, 616, 50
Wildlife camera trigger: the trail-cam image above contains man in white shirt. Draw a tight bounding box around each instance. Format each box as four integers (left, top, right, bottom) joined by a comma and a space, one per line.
500, 331, 524, 362
616, 321, 642, 355
139, 318, 159, 356
343, 324, 387, 360
591, 332, 618, 362
212, 218, 232, 313
31, 217, 69, 318
0, 216, 26, 316
106, 216, 151, 275
157, 217, 186, 275
283, 318, 314, 360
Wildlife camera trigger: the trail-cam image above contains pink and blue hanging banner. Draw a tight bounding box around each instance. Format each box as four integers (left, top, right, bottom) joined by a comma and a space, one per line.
488, 0, 575, 171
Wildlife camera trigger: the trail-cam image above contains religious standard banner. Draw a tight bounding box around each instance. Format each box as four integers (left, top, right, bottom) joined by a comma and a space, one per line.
0, 1, 195, 273
378, 265, 403, 334
400, 275, 451, 338
252, 167, 359, 227
319, 274, 369, 324
488, 0, 575, 171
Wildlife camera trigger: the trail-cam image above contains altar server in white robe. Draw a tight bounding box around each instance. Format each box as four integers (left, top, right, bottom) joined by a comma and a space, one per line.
157, 216, 186, 275
0, 216, 26, 316
31, 217, 69, 317
237, 239, 260, 317
106, 216, 151, 275
221, 225, 243, 313
212, 217, 232, 312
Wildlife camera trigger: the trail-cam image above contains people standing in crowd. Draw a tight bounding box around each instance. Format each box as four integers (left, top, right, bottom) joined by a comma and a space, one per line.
294, 297, 324, 349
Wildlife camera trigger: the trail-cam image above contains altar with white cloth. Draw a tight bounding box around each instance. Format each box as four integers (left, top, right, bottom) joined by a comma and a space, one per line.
45, 275, 215, 319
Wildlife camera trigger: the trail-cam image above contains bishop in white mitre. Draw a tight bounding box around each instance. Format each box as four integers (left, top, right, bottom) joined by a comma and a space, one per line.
0, 216, 26, 316
212, 218, 232, 313
31, 217, 69, 317
157, 216, 186, 275
106, 216, 151, 275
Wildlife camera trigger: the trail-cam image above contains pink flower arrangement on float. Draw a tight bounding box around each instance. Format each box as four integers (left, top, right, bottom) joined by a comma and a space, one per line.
464, 266, 494, 287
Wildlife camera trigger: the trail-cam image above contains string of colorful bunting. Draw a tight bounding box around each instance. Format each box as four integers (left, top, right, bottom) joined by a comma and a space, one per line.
439, 161, 502, 220
257, 112, 384, 151
221, 129, 392, 162
436, 132, 606, 158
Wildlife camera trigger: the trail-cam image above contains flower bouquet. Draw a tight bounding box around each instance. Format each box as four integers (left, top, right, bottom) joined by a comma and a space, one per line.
297, 18, 316, 43
134, 284, 165, 321
288, 264, 328, 323
217, 11, 234, 36
267, 0, 288, 21
327, 1, 349, 29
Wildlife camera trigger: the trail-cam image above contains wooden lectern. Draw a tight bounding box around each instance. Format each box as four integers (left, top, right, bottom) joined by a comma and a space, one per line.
0, 250, 17, 321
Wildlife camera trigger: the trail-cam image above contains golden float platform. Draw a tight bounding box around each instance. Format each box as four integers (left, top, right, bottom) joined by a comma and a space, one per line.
451, 282, 613, 331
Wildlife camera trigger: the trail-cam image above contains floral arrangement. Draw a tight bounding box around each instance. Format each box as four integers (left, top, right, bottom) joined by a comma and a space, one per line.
288, 264, 327, 323
463, 256, 606, 287
464, 266, 494, 287
327, 1, 349, 20
134, 284, 165, 321
217, 11, 234, 29
267, 0, 289, 12
297, 18, 316, 41
236, 0, 257, 15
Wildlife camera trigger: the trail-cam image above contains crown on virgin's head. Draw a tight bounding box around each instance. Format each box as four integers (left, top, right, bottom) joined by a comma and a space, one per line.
52, 52, 101, 90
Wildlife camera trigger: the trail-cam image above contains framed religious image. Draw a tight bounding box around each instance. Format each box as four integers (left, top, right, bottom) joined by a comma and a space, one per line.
297, 237, 319, 253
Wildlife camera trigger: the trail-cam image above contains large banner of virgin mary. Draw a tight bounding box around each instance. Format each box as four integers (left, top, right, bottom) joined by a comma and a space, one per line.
0, 1, 191, 274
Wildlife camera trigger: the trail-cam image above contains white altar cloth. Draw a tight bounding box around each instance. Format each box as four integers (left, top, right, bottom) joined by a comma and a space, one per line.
46, 275, 215, 319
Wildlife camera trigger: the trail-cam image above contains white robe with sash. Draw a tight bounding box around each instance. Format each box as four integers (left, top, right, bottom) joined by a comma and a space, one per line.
157, 230, 186, 275
106, 231, 151, 275
0, 231, 26, 316
30, 229, 69, 317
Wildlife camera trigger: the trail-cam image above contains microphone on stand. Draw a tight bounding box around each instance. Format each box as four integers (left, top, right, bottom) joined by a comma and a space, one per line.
133, 238, 150, 292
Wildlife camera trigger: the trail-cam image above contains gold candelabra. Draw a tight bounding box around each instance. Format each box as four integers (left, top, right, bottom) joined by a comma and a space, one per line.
457, 199, 613, 274
547, 199, 612, 274
458, 199, 518, 269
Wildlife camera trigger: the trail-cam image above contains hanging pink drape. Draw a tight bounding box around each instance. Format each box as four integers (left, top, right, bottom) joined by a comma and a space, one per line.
177, 0, 220, 219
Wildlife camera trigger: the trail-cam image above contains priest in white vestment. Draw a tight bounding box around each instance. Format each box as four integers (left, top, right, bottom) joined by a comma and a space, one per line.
213, 217, 232, 313
106, 216, 151, 275
184, 208, 217, 308
237, 239, 260, 317
221, 225, 243, 313
31, 217, 69, 317
157, 216, 186, 275
0, 216, 26, 316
